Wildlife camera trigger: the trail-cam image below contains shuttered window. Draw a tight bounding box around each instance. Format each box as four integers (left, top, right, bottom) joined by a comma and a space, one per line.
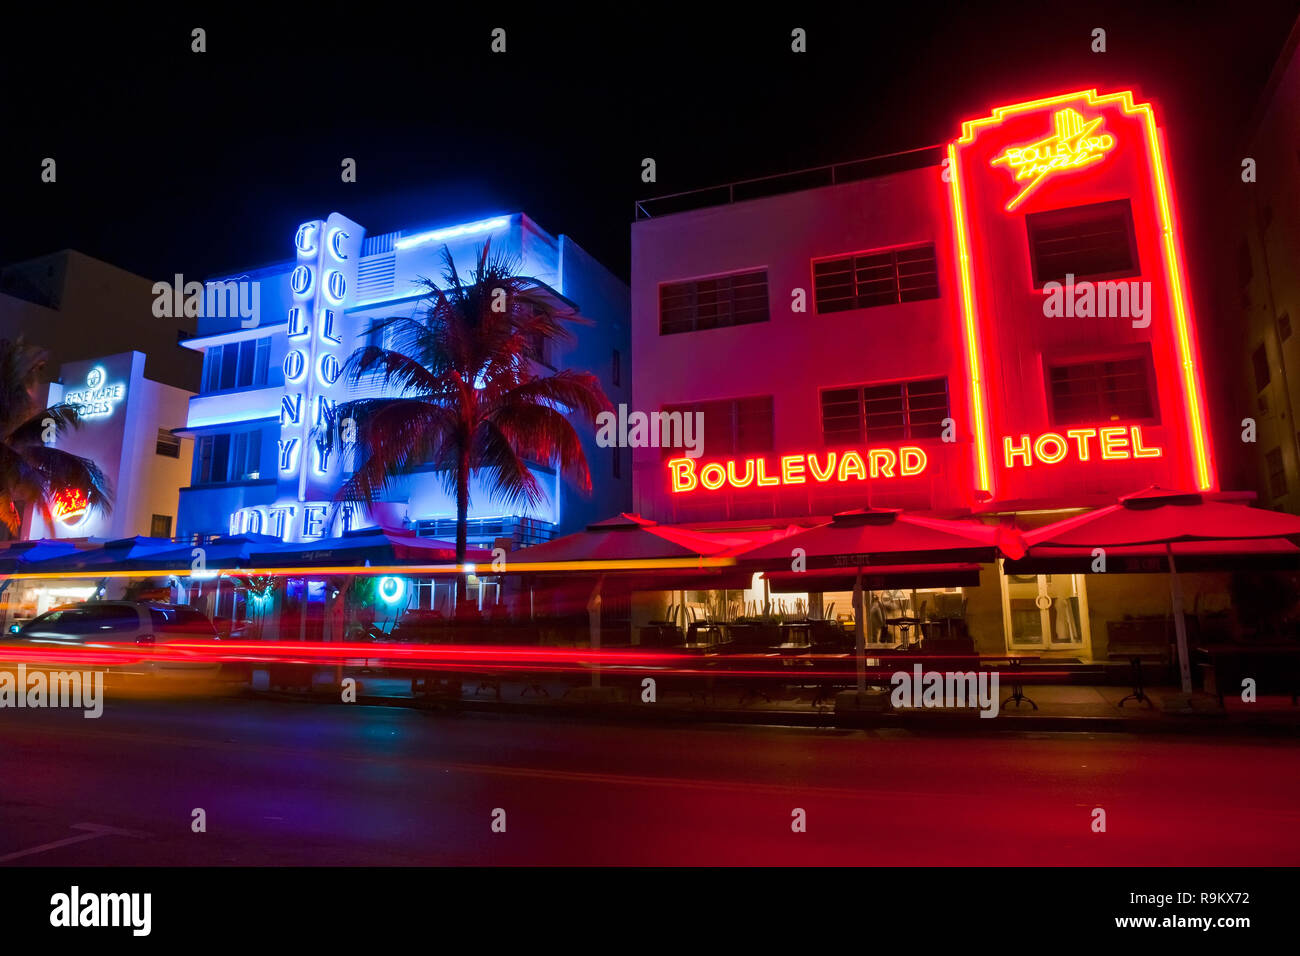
659, 270, 769, 335
813, 243, 939, 313
661, 396, 774, 458
1048, 356, 1155, 425
1026, 199, 1139, 287
820, 377, 949, 444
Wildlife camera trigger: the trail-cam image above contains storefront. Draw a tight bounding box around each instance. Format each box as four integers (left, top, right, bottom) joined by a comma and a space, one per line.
628, 88, 1237, 661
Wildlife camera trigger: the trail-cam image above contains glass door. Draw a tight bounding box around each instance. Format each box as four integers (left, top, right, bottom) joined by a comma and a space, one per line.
999, 563, 1090, 653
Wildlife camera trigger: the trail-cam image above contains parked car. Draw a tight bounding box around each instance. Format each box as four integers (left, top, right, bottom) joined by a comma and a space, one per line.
3, 601, 222, 679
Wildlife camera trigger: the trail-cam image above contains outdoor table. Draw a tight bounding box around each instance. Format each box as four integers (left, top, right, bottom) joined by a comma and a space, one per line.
981, 654, 1040, 710
886, 616, 923, 643
686, 622, 726, 647
812, 654, 852, 706
1195, 644, 1300, 706
732, 652, 783, 704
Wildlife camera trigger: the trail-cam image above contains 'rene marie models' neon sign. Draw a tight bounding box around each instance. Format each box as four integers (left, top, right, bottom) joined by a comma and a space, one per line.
990, 107, 1116, 211
667, 446, 928, 494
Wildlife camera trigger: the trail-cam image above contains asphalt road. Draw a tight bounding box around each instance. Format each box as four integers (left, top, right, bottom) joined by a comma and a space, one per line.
1, 696, 1297, 865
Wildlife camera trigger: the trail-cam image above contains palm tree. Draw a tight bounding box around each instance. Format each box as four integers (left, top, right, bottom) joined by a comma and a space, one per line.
329, 242, 610, 577
0, 338, 111, 536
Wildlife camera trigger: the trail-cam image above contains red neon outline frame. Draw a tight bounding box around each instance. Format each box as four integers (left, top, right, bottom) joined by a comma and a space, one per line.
948, 89, 1216, 494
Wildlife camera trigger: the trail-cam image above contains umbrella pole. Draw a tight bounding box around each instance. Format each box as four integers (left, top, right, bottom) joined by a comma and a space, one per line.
854, 566, 865, 693
1166, 544, 1193, 694
587, 576, 604, 689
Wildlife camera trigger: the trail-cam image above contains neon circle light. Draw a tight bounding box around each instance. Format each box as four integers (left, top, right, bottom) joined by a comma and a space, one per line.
377, 576, 406, 605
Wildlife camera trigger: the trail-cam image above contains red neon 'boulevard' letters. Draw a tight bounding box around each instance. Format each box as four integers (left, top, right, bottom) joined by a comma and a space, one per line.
668, 447, 928, 494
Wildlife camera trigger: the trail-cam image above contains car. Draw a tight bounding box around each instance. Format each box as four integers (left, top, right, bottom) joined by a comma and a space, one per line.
3, 601, 222, 679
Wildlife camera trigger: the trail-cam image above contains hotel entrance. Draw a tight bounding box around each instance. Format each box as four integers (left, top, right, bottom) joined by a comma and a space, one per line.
998, 563, 1092, 657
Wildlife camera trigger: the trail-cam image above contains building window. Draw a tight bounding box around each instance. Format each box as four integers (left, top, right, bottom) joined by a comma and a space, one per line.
1025, 199, 1139, 287
820, 377, 950, 445
813, 242, 939, 313
659, 270, 769, 335
1267, 447, 1287, 499
150, 514, 173, 538
202, 338, 272, 393
611, 349, 621, 387
156, 429, 181, 458
1047, 355, 1155, 425
194, 429, 261, 484
1280, 313, 1292, 342
661, 396, 774, 458
1253, 343, 1271, 392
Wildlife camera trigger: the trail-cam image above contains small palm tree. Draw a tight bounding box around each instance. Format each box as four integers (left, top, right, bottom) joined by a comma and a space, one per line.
0, 338, 111, 536
330, 242, 610, 573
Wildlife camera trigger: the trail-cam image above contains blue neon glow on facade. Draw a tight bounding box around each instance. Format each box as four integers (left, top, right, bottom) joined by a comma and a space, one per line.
176, 208, 628, 547
393, 215, 511, 250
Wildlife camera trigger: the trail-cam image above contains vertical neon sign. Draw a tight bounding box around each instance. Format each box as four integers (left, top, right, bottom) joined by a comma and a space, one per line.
274, 212, 365, 539
950, 89, 1216, 495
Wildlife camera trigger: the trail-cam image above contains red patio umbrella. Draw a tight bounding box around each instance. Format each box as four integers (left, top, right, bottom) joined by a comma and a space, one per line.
1014, 487, 1300, 693
739, 508, 1025, 692
507, 512, 785, 567
507, 513, 801, 688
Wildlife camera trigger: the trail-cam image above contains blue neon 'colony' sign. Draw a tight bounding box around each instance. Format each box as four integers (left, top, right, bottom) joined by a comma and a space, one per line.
229, 213, 367, 541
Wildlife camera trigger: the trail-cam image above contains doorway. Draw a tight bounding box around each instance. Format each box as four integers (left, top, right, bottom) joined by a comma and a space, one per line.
998, 562, 1092, 657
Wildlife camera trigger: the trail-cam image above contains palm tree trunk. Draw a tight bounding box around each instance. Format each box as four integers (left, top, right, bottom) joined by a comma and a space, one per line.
456, 445, 470, 612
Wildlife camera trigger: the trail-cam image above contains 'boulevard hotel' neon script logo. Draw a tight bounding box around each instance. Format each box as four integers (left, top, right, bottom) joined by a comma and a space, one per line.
990, 108, 1116, 211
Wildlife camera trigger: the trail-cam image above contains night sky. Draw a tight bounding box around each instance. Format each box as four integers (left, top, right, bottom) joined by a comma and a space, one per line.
0, 2, 1295, 285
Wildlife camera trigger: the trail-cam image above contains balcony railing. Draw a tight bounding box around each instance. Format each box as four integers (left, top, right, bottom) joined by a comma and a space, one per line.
634, 144, 944, 220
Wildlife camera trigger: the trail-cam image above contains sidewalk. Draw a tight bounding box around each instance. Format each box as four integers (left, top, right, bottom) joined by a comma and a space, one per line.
244, 667, 1300, 734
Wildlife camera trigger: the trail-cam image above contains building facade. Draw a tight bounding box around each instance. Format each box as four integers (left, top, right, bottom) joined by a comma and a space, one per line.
24, 350, 194, 541
175, 212, 630, 548
631, 88, 1227, 660
0, 250, 201, 393
1231, 19, 1300, 512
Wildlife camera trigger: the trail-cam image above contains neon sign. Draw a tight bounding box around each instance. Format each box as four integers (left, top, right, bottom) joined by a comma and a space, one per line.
668, 447, 928, 494
52, 487, 89, 527
262, 212, 365, 540
377, 576, 406, 605
229, 501, 366, 539
1002, 426, 1162, 468
63, 366, 125, 419
951, 90, 1216, 494
990, 108, 1116, 211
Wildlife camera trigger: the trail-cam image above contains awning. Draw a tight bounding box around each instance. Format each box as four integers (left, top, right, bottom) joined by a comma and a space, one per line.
763, 563, 983, 593
738, 507, 1021, 570
246, 528, 492, 569
504, 513, 799, 573
1004, 538, 1300, 574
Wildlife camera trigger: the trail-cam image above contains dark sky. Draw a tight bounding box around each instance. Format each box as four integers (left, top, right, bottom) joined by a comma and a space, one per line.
1, 2, 1296, 284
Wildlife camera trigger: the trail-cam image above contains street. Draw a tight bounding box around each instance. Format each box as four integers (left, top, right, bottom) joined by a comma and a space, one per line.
1, 698, 1297, 865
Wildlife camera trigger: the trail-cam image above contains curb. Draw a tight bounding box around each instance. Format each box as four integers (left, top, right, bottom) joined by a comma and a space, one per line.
242, 688, 1300, 736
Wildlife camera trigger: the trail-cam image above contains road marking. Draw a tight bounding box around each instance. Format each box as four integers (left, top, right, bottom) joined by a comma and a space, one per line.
0, 823, 149, 863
